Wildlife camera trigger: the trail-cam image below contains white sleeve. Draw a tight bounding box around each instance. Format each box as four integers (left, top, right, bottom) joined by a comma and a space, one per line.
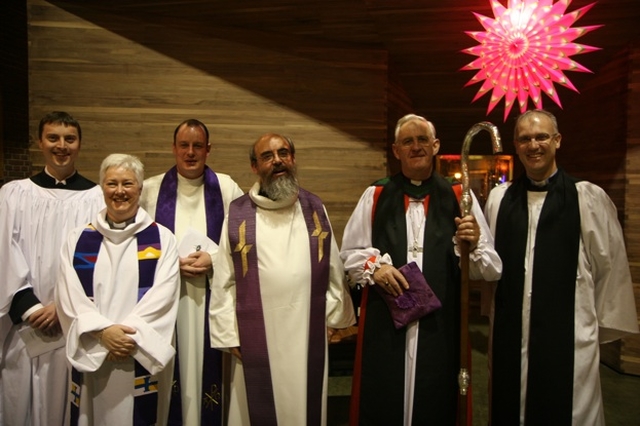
55, 228, 112, 373
340, 186, 392, 286
0, 185, 33, 317
325, 210, 357, 329
208, 220, 241, 349
577, 182, 639, 342
125, 226, 180, 375
454, 191, 503, 281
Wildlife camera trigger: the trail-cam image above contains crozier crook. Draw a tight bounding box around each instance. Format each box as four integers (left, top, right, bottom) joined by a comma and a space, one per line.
460, 122, 503, 216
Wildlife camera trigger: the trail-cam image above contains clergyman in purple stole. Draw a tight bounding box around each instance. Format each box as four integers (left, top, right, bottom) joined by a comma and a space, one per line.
228, 188, 331, 426
155, 165, 225, 426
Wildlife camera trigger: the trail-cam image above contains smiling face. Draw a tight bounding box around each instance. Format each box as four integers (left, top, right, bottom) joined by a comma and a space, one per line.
251, 135, 296, 184
102, 166, 141, 223
514, 112, 561, 181
392, 119, 440, 181
251, 135, 298, 200
38, 122, 81, 181
173, 123, 211, 179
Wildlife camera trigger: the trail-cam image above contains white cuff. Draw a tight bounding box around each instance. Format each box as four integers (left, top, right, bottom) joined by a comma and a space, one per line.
21, 303, 45, 322
363, 253, 393, 285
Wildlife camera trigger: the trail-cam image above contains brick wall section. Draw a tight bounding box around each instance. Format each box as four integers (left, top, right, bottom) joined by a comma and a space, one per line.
1, 1, 30, 185
4, 146, 32, 182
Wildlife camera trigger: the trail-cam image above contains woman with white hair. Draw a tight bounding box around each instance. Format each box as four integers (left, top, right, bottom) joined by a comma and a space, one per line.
55, 153, 180, 426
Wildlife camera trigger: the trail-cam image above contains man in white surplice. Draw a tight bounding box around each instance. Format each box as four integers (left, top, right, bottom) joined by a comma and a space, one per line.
485, 109, 639, 425
140, 119, 243, 426
0, 112, 104, 426
209, 133, 356, 426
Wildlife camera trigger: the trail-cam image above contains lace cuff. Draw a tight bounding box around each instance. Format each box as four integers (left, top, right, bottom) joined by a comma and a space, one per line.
453, 233, 484, 259
362, 253, 393, 285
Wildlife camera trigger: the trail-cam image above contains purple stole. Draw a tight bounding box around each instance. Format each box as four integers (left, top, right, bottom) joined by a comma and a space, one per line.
228, 189, 331, 426
71, 222, 162, 426
154, 165, 224, 426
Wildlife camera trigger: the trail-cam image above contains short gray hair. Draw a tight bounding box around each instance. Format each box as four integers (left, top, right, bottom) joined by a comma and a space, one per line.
99, 153, 144, 186
394, 114, 436, 141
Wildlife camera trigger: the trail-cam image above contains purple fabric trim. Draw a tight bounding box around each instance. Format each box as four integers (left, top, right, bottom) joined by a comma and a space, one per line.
71, 222, 161, 426
72, 223, 160, 301
155, 166, 225, 426
297, 188, 331, 426
155, 165, 224, 243
228, 190, 331, 426
229, 194, 277, 426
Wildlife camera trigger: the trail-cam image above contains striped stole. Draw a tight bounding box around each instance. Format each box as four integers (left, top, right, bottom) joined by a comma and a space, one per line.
70, 222, 161, 426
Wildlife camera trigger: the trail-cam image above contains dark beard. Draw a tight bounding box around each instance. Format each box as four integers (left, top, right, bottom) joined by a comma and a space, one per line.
263, 169, 299, 201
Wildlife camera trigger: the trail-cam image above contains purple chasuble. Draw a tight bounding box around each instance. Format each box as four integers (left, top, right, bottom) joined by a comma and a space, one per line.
228, 188, 331, 426
71, 222, 162, 426
154, 165, 224, 426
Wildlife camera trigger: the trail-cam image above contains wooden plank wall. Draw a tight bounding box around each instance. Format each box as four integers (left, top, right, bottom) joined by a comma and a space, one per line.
629, 45, 640, 328
554, 49, 630, 224
615, 44, 640, 375
27, 0, 389, 243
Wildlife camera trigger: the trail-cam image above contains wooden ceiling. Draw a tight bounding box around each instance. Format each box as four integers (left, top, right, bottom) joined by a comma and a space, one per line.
48, 0, 640, 149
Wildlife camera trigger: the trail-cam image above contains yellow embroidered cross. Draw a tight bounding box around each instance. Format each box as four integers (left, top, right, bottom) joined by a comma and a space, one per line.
203, 384, 221, 410
311, 211, 328, 262
234, 220, 253, 277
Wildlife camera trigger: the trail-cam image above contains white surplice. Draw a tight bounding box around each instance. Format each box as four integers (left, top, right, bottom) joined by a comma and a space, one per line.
0, 179, 104, 426
484, 181, 639, 426
209, 183, 356, 426
55, 207, 180, 426
140, 171, 243, 425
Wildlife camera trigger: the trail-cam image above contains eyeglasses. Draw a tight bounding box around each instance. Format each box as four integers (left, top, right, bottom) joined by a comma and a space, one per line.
259, 148, 291, 163
397, 136, 434, 149
515, 133, 557, 145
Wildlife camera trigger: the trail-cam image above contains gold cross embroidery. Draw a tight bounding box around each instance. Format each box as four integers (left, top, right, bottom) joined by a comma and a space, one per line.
311, 211, 328, 262
203, 384, 221, 410
234, 220, 253, 277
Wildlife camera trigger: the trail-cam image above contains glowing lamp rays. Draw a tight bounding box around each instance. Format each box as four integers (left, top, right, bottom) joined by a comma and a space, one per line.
461, 0, 603, 121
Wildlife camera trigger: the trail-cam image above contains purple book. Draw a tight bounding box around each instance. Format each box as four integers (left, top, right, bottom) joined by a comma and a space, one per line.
375, 261, 442, 329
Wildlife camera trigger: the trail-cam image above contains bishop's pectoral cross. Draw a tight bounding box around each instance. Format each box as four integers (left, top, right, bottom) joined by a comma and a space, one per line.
410, 240, 423, 258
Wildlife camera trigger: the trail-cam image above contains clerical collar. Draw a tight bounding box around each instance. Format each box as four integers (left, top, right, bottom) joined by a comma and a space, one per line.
44, 167, 76, 186
106, 215, 136, 229
250, 182, 298, 210
400, 174, 433, 199
526, 170, 558, 192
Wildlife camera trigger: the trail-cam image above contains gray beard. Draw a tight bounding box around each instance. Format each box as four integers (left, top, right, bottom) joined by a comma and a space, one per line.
263, 173, 299, 201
